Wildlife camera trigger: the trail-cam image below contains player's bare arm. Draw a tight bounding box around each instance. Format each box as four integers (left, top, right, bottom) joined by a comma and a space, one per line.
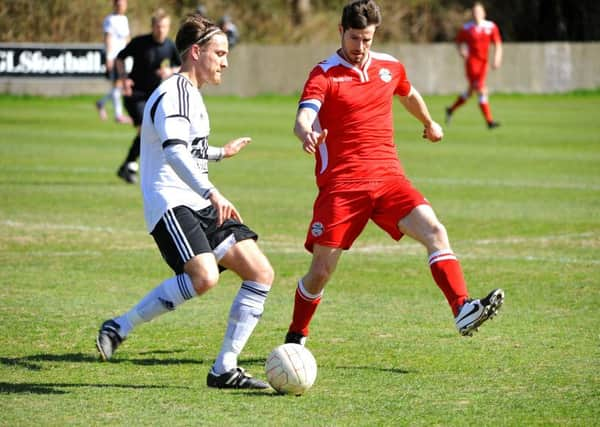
294, 107, 328, 154
399, 87, 443, 142
223, 137, 251, 158
493, 42, 503, 69
457, 43, 468, 59
115, 58, 133, 95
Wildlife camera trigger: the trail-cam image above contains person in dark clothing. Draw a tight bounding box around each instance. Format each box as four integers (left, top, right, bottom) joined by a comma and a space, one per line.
115, 8, 181, 184
218, 15, 239, 49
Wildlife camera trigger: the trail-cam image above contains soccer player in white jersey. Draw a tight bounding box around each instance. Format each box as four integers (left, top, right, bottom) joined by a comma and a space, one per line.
95, 0, 131, 124
96, 14, 273, 389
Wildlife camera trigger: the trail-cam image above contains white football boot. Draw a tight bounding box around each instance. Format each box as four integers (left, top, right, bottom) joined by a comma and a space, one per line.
455, 288, 505, 336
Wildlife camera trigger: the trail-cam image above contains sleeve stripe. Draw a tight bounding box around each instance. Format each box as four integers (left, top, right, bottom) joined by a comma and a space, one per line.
299, 99, 322, 112
176, 75, 189, 118
162, 139, 187, 149
201, 187, 214, 199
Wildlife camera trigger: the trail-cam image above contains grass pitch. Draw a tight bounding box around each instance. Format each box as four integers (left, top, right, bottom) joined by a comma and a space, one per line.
0, 92, 599, 426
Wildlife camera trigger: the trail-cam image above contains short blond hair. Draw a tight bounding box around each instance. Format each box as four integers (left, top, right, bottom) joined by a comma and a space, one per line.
151, 8, 169, 26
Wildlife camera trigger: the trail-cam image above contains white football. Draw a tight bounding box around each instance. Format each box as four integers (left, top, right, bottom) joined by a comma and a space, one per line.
265, 343, 317, 395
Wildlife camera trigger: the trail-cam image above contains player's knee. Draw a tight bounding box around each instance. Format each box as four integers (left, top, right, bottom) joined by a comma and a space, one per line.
232, 247, 275, 286
253, 261, 275, 286
189, 271, 219, 294
184, 253, 221, 294
192, 275, 219, 295
309, 263, 334, 287
428, 221, 449, 247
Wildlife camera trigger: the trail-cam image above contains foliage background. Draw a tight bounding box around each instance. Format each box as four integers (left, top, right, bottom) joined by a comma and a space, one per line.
1, 0, 599, 44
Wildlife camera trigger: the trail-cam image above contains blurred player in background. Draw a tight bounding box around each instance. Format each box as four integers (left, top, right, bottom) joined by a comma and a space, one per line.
97, 13, 273, 389
195, 5, 239, 49
445, 2, 503, 129
95, 0, 131, 124
218, 15, 239, 49
115, 8, 181, 184
285, 0, 504, 347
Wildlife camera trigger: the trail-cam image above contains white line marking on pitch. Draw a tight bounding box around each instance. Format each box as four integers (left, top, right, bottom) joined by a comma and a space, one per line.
2, 220, 140, 235
413, 177, 600, 191
4, 166, 599, 190
3, 220, 598, 264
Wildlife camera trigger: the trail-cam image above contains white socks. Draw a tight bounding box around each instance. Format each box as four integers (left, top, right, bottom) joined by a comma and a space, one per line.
115, 274, 197, 337
113, 276, 269, 374
212, 281, 270, 374
111, 87, 123, 118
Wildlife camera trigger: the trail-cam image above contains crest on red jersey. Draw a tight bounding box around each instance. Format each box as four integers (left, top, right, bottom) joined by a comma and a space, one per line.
379, 68, 392, 83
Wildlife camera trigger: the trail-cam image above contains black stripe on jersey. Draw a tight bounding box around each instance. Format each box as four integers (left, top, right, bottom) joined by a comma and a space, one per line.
163, 209, 193, 262
165, 114, 191, 123
150, 92, 167, 124
176, 75, 190, 118
162, 138, 187, 149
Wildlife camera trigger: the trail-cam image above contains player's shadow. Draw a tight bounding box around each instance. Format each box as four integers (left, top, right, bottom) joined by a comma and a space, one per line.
0, 353, 98, 371
0, 352, 266, 370
0, 381, 186, 395
335, 365, 413, 375
0, 352, 272, 396
0, 352, 263, 396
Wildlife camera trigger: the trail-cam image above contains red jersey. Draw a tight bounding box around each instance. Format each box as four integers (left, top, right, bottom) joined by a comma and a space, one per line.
298, 50, 412, 188
456, 20, 501, 63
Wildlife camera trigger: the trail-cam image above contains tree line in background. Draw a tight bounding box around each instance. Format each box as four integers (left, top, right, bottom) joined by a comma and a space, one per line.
1, 0, 598, 44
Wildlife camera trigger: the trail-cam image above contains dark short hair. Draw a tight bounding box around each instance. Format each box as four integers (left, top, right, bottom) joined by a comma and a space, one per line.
176, 14, 223, 57
341, 0, 382, 31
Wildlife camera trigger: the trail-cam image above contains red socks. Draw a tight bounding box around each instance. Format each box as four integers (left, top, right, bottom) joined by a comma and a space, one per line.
288, 250, 469, 332
451, 93, 495, 125
429, 250, 468, 316
479, 101, 494, 123
449, 95, 467, 113
288, 280, 322, 337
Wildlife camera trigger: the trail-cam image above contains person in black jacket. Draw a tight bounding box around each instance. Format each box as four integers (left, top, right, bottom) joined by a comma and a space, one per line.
115, 8, 181, 183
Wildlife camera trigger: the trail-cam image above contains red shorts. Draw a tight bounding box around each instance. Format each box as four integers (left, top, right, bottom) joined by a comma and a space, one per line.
466, 58, 489, 90
304, 177, 429, 252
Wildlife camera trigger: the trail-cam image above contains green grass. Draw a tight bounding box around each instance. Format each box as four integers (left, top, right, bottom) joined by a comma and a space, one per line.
0, 92, 599, 426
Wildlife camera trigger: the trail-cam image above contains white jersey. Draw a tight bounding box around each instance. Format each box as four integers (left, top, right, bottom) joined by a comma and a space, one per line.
102, 13, 130, 60
140, 74, 222, 232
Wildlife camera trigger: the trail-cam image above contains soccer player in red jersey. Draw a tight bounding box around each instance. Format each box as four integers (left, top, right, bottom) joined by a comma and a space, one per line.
284, 0, 504, 346
446, 2, 503, 129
